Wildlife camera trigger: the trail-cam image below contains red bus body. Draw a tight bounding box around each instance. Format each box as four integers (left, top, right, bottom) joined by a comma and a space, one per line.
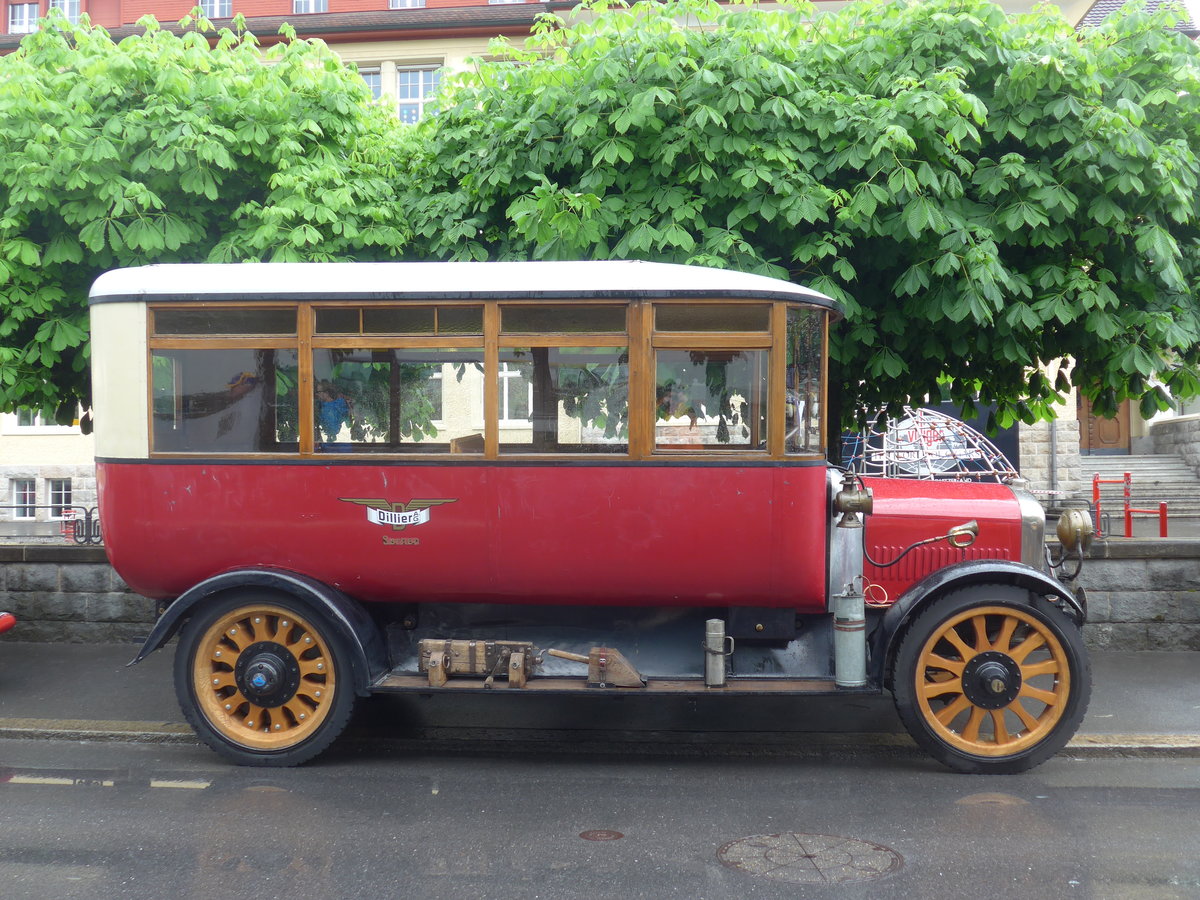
99, 461, 832, 610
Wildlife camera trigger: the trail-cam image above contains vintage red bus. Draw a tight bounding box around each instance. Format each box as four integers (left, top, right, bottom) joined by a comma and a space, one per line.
90, 260, 1093, 772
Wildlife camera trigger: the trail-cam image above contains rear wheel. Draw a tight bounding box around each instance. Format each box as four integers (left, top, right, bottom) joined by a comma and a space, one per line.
174, 595, 357, 766
892, 586, 1090, 774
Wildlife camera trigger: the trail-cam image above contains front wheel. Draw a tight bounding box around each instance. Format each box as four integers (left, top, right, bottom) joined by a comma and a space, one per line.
891, 586, 1090, 774
173, 595, 357, 766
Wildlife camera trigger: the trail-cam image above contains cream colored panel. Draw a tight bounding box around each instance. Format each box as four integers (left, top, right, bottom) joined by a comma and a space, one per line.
90, 302, 149, 460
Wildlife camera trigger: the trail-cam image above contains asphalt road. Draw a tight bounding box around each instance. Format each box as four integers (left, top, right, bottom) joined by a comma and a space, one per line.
0, 738, 1198, 900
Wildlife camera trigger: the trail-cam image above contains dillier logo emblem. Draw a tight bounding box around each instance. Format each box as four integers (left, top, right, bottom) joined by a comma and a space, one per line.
339, 497, 457, 531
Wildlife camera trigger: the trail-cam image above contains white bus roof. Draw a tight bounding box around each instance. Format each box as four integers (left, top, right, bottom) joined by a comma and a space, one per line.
89, 260, 839, 312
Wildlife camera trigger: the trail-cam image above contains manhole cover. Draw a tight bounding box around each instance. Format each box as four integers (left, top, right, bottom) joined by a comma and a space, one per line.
717, 833, 903, 885
579, 830, 623, 842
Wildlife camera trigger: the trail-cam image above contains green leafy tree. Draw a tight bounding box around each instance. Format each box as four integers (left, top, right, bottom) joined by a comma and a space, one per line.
0, 11, 411, 424
406, 0, 1200, 429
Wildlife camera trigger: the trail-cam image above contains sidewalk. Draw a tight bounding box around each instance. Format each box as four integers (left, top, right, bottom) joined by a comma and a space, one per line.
0, 642, 1197, 756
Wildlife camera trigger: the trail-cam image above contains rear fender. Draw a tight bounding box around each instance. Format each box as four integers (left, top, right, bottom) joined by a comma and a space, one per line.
127, 568, 387, 696
873, 559, 1085, 689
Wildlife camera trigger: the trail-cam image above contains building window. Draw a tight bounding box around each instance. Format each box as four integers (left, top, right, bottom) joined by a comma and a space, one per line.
8, 3, 38, 34
397, 66, 441, 124
498, 361, 532, 423
11, 479, 35, 519
48, 478, 72, 519
8, 407, 80, 434
359, 67, 382, 100
200, 0, 231, 17
50, 0, 80, 23
292, 0, 327, 13
390, 0, 426, 7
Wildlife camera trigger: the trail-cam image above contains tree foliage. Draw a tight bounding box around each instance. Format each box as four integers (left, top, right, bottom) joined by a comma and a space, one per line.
0, 11, 409, 424
5, 0, 1200, 432
406, 0, 1200, 427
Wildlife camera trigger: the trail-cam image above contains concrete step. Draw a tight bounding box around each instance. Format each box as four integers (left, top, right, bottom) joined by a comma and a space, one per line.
1082, 454, 1200, 520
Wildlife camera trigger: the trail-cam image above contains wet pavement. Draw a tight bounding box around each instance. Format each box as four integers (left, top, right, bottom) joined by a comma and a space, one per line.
0, 642, 1196, 758
0, 738, 1197, 900
0, 642, 1198, 899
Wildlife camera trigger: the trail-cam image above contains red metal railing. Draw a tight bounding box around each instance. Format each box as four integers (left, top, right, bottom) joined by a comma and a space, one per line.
1092, 472, 1168, 538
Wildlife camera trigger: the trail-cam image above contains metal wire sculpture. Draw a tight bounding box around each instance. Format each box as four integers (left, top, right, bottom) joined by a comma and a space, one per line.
843, 406, 1018, 483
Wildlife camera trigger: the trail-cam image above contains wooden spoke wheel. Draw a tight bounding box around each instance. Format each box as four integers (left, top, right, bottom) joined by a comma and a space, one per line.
174, 596, 357, 766
892, 586, 1090, 774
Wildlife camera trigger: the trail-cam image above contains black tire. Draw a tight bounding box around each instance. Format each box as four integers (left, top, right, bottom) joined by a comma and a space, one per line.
173, 593, 357, 766
891, 585, 1090, 774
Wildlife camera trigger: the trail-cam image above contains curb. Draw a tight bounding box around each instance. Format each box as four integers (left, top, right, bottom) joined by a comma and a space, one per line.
0, 718, 195, 744
1, 718, 1198, 758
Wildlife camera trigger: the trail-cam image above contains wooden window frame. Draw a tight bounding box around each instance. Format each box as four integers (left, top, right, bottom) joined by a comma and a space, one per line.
145, 298, 828, 462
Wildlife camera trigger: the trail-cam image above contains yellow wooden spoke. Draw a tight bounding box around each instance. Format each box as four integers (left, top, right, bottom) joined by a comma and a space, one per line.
924, 653, 965, 677
1009, 631, 1047, 664
942, 628, 974, 661
1019, 659, 1060, 679
208, 670, 237, 691
971, 615, 991, 652
935, 694, 972, 727
990, 710, 1011, 745
1010, 698, 1041, 732
994, 616, 1019, 654
922, 679, 963, 700
961, 706, 986, 742
1018, 683, 1059, 706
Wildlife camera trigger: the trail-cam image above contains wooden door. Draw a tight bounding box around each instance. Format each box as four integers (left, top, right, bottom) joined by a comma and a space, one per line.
1078, 395, 1131, 455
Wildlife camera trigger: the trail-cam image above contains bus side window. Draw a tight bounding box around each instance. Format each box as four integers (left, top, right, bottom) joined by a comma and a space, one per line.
654, 349, 768, 449
785, 307, 824, 455
496, 346, 629, 454
311, 347, 484, 453
151, 349, 299, 453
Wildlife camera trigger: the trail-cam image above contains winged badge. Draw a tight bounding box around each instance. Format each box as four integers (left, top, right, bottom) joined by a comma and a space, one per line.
339, 497, 458, 531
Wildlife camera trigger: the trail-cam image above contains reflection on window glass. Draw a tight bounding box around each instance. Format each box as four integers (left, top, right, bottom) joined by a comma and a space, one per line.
655, 350, 768, 449
786, 308, 824, 454
314, 306, 482, 335
359, 67, 382, 100
48, 478, 72, 518
498, 347, 629, 453
151, 349, 299, 452
312, 348, 483, 453
397, 67, 441, 124
11, 479, 35, 519
501, 306, 625, 334
655, 305, 769, 332
154, 308, 295, 335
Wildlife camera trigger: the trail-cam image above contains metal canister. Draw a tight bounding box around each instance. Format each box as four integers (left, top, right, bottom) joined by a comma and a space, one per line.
704, 619, 732, 687
832, 587, 867, 688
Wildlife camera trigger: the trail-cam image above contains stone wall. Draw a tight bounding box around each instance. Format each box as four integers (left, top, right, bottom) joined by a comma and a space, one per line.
1151, 415, 1200, 476
0, 542, 1196, 649
1019, 417, 1085, 504
1075, 539, 1200, 652
0, 545, 156, 642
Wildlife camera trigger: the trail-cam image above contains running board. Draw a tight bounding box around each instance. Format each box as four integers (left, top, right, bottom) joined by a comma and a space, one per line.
371, 674, 878, 695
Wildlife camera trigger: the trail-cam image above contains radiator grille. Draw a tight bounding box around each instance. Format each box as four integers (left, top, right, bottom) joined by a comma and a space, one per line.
865, 544, 1012, 597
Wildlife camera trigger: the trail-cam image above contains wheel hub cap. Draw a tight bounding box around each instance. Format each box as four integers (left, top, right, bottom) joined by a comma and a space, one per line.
961, 651, 1022, 710
235, 642, 301, 707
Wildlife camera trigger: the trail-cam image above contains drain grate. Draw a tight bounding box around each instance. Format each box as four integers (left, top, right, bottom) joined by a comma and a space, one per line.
717, 832, 903, 885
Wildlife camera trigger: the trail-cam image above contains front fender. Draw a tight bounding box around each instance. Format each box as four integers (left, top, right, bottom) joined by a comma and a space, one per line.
872, 559, 1085, 687
127, 568, 388, 696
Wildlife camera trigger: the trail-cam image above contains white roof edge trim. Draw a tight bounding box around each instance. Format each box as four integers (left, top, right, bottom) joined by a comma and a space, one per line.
89, 261, 838, 310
